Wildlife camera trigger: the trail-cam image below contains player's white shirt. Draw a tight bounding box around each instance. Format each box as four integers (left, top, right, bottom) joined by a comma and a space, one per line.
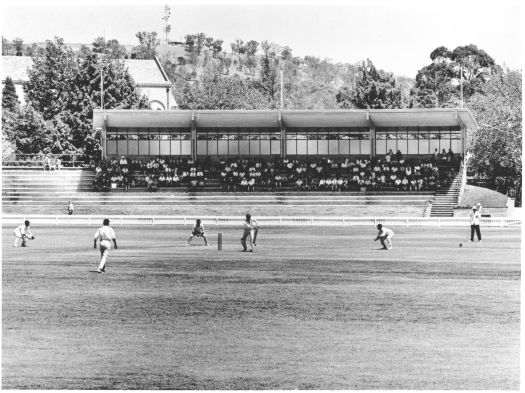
379, 227, 395, 237
14, 225, 32, 238
94, 226, 116, 247
244, 219, 258, 232
469, 211, 481, 225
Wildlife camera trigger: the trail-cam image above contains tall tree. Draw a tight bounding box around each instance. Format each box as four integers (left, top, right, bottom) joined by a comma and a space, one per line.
212, 39, 223, 58
467, 69, 522, 204
245, 40, 259, 56
2, 77, 19, 112
257, 49, 279, 108
24, 37, 80, 121
22, 37, 148, 158
411, 44, 497, 108
134, 31, 160, 59
347, 59, 401, 109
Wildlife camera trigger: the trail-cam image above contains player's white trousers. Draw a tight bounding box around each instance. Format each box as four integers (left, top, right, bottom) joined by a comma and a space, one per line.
98, 244, 110, 270
13, 235, 24, 247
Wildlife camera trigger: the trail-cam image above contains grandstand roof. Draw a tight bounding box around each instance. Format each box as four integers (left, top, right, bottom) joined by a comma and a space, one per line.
93, 109, 478, 130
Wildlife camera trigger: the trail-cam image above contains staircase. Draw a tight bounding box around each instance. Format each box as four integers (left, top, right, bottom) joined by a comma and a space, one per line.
430, 174, 461, 217
2, 167, 95, 196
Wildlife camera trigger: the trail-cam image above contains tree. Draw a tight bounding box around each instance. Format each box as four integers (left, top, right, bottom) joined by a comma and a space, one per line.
24, 37, 80, 121
195, 33, 206, 55
22, 37, 149, 158
347, 59, 401, 109
2, 77, 19, 112
204, 36, 214, 52
174, 65, 268, 110
212, 39, 223, 58
245, 40, 259, 56
467, 69, 522, 204
412, 44, 498, 108
257, 48, 279, 108
280, 45, 292, 60
335, 85, 355, 109
451, 44, 497, 98
134, 31, 160, 59
92, 36, 127, 59
411, 61, 456, 108
13, 37, 24, 56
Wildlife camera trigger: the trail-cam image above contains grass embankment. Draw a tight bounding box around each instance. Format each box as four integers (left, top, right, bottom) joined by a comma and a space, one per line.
459, 185, 508, 208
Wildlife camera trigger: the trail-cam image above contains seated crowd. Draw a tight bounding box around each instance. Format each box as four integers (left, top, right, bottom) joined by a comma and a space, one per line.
93, 156, 206, 192
219, 153, 455, 192
94, 151, 457, 193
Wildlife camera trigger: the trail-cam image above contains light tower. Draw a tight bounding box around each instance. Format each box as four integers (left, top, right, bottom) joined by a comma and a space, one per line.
162, 5, 171, 62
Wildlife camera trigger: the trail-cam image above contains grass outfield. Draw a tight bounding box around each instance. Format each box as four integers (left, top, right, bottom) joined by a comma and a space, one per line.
2, 225, 520, 389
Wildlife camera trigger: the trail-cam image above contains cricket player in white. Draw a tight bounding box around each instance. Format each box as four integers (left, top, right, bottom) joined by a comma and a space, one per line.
241, 214, 258, 252
93, 219, 117, 273
374, 224, 395, 250
13, 220, 34, 247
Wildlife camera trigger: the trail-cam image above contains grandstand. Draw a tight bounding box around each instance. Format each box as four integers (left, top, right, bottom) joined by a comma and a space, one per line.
3, 109, 474, 217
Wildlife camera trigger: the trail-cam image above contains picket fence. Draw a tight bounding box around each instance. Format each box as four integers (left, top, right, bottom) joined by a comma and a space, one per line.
2, 214, 521, 227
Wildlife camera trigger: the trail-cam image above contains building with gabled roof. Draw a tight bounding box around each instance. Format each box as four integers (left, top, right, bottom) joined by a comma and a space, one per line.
1, 55, 177, 110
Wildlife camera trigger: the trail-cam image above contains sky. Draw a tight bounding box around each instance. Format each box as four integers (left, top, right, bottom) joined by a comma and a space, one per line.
1, 0, 522, 78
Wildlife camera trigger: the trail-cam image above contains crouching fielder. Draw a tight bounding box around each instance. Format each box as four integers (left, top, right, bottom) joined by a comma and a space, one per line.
13, 220, 35, 247
241, 214, 258, 252
187, 219, 209, 246
93, 219, 117, 273
374, 224, 395, 250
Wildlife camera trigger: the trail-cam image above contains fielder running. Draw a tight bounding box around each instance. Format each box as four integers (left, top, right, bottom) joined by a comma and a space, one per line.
241, 214, 258, 252
93, 219, 118, 273
374, 224, 395, 250
13, 220, 35, 247
187, 219, 210, 246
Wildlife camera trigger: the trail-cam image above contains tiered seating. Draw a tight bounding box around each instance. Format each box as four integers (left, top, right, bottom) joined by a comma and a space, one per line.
2, 156, 461, 217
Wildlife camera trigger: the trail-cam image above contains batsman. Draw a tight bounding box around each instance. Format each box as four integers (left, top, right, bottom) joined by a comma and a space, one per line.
241, 214, 258, 252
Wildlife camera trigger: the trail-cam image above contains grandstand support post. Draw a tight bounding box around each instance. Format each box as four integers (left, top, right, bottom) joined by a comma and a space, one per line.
370, 125, 376, 159
191, 112, 197, 161
279, 113, 286, 158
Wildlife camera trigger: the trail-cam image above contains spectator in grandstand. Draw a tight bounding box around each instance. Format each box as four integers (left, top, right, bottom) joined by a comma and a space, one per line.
469, 206, 482, 242
43, 155, 51, 171
395, 150, 403, 161
447, 148, 455, 162
187, 219, 210, 246
374, 224, 395, 250
385, 150, 393, 163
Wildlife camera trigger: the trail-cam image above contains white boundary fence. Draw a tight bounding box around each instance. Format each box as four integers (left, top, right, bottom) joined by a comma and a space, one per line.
1, 215, 521, 227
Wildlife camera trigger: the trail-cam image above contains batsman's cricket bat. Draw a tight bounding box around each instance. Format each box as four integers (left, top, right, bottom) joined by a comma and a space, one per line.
253, 227, 259, 245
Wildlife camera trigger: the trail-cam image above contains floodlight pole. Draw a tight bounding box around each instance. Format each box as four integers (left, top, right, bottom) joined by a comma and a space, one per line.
280, 69, 284, 110
100, 69, 104, 109
459, 65, 464, 108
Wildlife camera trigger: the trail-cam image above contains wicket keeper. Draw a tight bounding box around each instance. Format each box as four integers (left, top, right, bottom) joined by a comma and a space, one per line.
187, 219, 209, 246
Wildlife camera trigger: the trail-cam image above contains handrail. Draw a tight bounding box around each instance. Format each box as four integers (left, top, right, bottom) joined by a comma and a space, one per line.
457, 159, 468, 207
